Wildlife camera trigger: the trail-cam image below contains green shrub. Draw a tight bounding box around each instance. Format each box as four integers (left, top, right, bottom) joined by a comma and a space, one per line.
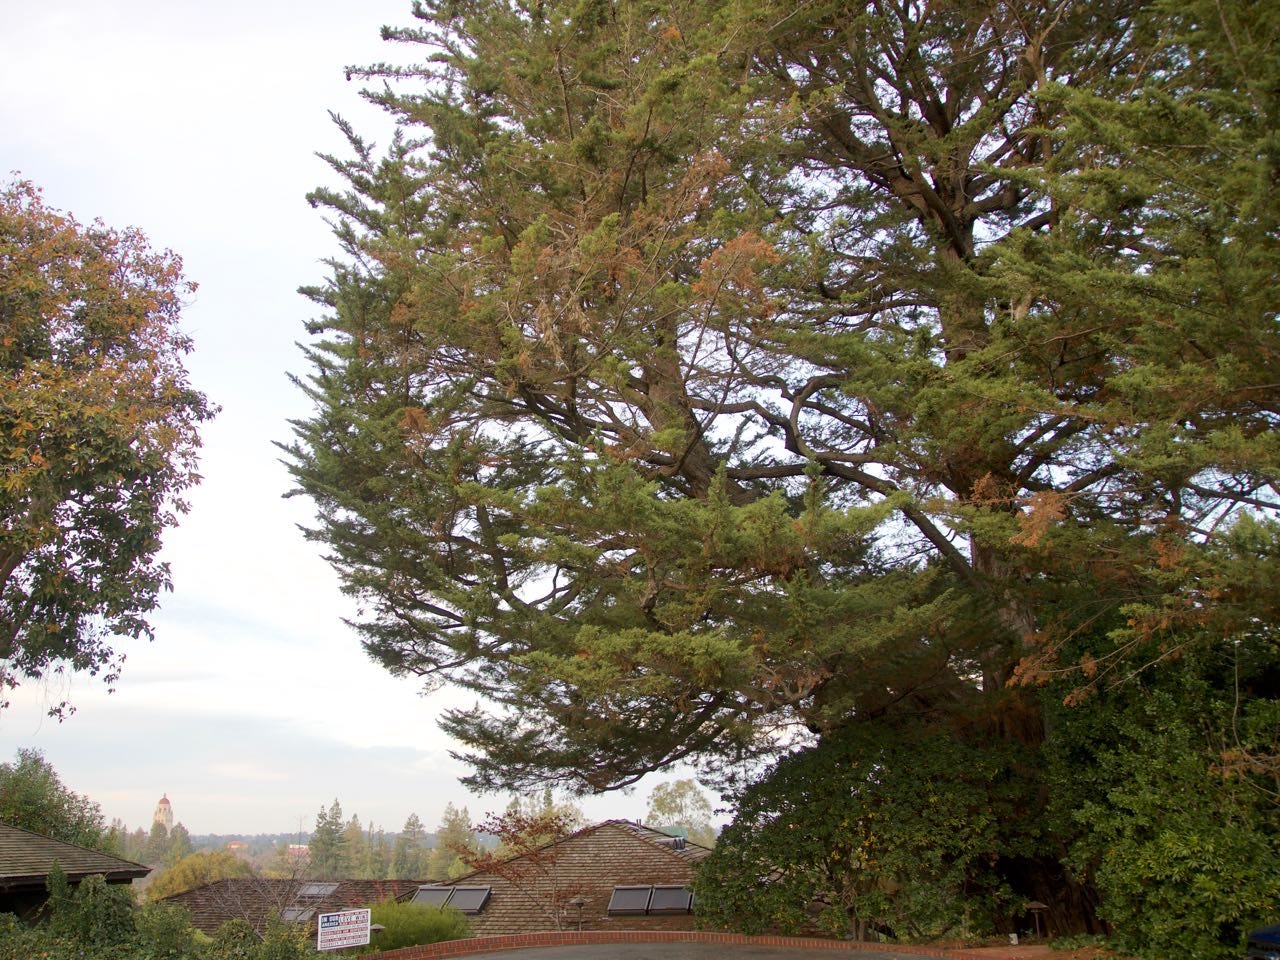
136, 901, 200, 958
206, 919, 261, 960
1047, 643, 1280, 960
257, 918, 318, 960
4, 865, 147, 960
51, 872, 138, 947
365, 899, 470, 952
695, 725, 1036, 941
1070, 697, 1280, 960
0, 923, 137, 960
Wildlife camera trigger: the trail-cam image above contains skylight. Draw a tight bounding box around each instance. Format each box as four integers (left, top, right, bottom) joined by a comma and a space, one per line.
647, 885, 694, 914
410, 884, 492, 914
296, 882, 339, 899
410, 886, 453, 908
446, 886, 492, 914
608, 885, 694, 915
607, 885, 652, 915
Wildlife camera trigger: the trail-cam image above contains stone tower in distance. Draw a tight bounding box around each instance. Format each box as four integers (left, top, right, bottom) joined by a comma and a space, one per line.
153, 793, 173, 832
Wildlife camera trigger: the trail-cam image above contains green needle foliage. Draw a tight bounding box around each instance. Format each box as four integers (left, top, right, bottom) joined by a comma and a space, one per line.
289, 0, 1279, 948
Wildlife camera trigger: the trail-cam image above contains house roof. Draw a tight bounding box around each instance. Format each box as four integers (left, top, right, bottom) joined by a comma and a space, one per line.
455, 820, 711, 882
159, 877, 421, 935
406, 819, 710, 938
0, 822, 150, 890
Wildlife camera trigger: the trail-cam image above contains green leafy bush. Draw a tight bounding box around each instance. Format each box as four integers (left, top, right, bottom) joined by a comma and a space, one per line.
0, 878, 332, 960
364, 898, 470, 952
255, 918, 317, 960
1056, 684, 1280, 960
1041, 587, 1280, 960
136, 901, 201, 958
695, 724, 1036, 941
205, 919, 261, 960
49, 871, 138, 947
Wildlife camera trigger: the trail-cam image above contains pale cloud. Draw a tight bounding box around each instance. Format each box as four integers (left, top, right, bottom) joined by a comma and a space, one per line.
206, 763, 290, 785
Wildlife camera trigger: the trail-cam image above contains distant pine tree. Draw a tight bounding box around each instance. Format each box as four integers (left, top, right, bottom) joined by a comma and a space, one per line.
307, 799, 347, 880
426, 804, 477, 881
390, 812, 427, 880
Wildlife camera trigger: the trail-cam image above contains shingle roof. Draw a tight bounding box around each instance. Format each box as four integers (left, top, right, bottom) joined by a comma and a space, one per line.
0, 822, 150, 890
160, 878, 421, 935
408, 819, 710, 937
607, 820, 712, 866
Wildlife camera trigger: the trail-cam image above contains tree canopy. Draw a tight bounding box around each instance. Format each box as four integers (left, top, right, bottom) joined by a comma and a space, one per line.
427, 803, 478, 880
147, 850, 256, 902
290, 0, 1279, 949
0, 748, 111, 850
645, 778, 716, 847
0, 180, 214, 712
391, 811, 430, 879
307, 799, 349, 880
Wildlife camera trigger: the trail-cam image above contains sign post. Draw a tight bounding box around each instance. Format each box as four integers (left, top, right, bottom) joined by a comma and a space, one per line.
317, 908, 371, 952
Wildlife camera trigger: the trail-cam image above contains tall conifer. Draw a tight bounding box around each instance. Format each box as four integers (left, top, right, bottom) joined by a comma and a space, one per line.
291, 0, 1280, 943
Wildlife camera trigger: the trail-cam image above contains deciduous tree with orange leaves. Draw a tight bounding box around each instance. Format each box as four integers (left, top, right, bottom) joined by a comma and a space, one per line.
0, 179, 213, 713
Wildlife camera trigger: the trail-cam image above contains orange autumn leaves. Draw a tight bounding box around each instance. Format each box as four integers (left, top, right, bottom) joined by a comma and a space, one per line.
0, 179, 213, 703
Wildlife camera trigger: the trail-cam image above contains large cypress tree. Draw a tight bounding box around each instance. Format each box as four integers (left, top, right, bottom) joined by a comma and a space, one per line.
289, 0, 1279, 943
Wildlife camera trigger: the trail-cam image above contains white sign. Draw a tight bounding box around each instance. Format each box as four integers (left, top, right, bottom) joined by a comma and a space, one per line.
317, 908, 371, 951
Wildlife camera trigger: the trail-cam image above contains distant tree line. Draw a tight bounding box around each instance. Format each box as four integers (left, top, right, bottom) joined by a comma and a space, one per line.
299, 797, 480, 882
138, 799, 487, 900
1, 749, 722, 933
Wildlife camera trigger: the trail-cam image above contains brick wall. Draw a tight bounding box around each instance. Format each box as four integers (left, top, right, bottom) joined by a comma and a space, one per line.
363, 930, 970, 959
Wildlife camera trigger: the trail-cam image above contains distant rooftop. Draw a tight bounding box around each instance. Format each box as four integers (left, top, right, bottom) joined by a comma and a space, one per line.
0, 822, 150, 887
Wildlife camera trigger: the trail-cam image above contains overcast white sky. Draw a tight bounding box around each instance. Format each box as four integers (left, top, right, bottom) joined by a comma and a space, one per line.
0, 0, 668, 837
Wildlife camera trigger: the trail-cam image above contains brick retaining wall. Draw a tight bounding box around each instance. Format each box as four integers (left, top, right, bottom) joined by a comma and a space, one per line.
361, 930, 1001, 960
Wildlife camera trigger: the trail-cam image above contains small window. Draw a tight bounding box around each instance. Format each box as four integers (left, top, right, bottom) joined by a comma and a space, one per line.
447, 886, 492, 914
296, 882, 338, 899
282, 906, 315, 923
607, 885, 652, 915
648, 885, 694, 914
411, 886, 453, 908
